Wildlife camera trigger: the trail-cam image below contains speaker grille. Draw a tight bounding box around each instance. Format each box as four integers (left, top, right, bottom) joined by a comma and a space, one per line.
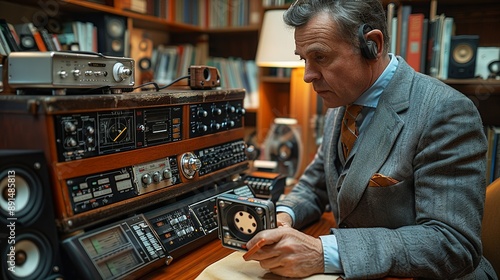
1, 233, 54, 280
0, 168, 43, 226
452, 43, 474, 65
0, 150, 64, 280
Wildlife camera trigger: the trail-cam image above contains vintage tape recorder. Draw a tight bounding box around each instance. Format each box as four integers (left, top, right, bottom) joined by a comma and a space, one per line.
7, 51, 134, 94
217, 193, 276, 251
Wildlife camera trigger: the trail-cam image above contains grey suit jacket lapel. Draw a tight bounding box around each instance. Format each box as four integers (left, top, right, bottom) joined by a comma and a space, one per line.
337, 58, 412, 223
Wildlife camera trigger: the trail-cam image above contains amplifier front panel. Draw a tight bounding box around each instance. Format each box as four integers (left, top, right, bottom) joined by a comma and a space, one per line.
0, 89, 249, 233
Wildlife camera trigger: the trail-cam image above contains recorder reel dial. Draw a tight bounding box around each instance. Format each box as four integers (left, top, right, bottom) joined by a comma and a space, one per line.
217, 193, 276, 250
263, 118, 303, 179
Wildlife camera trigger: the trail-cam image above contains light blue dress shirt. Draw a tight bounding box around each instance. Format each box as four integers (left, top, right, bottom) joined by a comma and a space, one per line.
276, 54, 399, 273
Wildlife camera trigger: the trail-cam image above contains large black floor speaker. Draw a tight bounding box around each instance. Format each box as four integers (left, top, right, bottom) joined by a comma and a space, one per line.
0, 150, 64, 280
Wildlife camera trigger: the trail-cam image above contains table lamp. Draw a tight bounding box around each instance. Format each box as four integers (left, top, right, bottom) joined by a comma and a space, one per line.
255, 9, 317, 177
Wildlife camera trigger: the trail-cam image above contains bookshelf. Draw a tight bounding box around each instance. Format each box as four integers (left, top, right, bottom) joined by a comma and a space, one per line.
0, 0, 262, 138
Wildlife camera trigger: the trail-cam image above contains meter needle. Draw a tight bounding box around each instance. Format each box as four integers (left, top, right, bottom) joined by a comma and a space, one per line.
113, 127, 127, 142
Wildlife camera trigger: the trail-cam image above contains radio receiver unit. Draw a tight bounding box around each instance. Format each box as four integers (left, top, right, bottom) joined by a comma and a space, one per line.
7, 51, 134, 94
0, 89, 249, 233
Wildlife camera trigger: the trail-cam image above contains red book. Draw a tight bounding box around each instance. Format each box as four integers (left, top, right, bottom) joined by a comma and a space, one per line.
406, 13, 425, 72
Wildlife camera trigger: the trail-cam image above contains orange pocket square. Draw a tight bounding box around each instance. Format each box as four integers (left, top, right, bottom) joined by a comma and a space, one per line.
369, 173, 399, 187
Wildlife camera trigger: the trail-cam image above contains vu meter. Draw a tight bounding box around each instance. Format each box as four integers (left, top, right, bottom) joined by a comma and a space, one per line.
99, 110, 135, 154
109, 118, 130, 142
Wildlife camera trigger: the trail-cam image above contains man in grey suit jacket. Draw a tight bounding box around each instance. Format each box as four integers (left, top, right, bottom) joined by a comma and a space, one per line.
245, 0, 498, 279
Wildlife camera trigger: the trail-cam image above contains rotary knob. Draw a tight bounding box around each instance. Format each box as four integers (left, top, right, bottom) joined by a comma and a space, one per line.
152, 171, 161, 183
113, 62, 132, 82
64, 122, 76, 132
141, 173, 152, 185
58, 70, 68, 79
212, 107, 222, 116
180, 152, 202, 179
198, 124, 208, 132
226, 104, 235, 113
237, 108, 246, 116
211, 122, 221, 130
162, 168, 172, 179
72, 69, 82, 78
65, 137, 77, 147
197, 109, 208, 117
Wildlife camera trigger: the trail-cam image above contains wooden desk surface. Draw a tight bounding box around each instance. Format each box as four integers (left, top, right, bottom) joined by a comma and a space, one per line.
142, 212, 337, 280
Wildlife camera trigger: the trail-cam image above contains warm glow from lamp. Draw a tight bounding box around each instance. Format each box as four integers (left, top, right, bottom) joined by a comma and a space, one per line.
255, 10, 303, 68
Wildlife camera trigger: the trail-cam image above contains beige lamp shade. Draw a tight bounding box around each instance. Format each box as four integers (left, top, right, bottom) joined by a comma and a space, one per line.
255, 10, 303, 68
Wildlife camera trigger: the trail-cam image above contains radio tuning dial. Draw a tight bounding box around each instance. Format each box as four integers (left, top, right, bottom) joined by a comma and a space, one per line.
113, 62, 132, 82
180, 152, 202, 179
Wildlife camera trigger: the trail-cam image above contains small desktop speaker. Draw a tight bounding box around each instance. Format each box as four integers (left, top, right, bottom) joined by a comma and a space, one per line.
95, 14, 127, 57
448, 35, 479, 79
0, 150, 64, 280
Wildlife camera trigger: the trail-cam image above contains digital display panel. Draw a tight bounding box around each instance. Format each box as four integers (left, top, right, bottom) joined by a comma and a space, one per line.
79, 225, 144, 279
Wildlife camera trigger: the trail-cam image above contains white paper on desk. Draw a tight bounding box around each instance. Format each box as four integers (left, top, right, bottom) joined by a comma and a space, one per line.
195, 251, 340, 280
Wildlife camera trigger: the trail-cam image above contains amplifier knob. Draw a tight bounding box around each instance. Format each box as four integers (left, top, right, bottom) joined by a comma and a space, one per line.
72, 69, 82, 78
163, 169, 172, 179
152, 171, 161, 183
198, 124, 208, 132
64, 122, 76, 132
181, 152, 202, 179
211, 123, 221, 130
236, 108, 246, 115
65, 137, 77, 147
226, 105, 235, 113
58, 70, 68, 79
212, 108, 222, 116
197, 109, 208, 117
142, 173, 152, 185
113, 62, 132, 82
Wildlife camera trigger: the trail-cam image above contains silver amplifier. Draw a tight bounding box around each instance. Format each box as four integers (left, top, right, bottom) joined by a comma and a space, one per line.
8, 51, 135, 94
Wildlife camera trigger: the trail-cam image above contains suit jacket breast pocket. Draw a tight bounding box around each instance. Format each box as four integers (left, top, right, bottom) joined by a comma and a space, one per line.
368, 173, 400, 187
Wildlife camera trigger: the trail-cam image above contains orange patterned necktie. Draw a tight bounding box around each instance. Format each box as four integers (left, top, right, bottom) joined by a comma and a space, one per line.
341, 104, 363, 158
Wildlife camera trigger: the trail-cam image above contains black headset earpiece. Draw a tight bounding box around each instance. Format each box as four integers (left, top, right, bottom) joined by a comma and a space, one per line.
358, 24, 378, 59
